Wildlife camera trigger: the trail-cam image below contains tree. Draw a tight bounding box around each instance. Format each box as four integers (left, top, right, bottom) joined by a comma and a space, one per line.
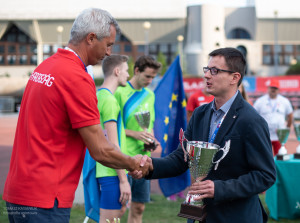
156, 52, 167, 76
286, 62, 300, 75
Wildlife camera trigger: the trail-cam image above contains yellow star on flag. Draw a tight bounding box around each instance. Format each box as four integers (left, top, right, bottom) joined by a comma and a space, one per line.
169, 101, 172, 109
182, 99, 187, 107
172, 93, 178, 102
164, 116, 169, 125
164, 133, 168, 142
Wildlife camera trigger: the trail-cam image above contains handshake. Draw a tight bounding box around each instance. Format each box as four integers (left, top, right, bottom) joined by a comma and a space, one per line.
128, 155, 153, 179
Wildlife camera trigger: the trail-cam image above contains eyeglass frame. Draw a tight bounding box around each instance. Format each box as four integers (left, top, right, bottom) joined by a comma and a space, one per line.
203, 66, 236, 75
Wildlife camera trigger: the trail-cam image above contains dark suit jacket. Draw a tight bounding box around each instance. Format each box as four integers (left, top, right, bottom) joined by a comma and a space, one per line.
148, 92, 276, 223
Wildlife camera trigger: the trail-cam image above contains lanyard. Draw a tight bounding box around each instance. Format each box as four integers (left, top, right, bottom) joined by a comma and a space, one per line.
268, 98, 278, 113
209, 111, 228, 143
64, 47, 87, 72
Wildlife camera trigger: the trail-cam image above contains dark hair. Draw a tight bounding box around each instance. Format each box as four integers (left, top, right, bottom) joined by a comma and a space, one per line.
134, 55, 161, 73
209, 47, 246, 86
102, 54, 129, 77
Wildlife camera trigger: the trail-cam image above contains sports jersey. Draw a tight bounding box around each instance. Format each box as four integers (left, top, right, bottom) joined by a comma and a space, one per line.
187, 90, 214, 112
96, 88, 128, 177
254, 94, 293, 141
114, 82, 155, 157
3, 49, 100, 208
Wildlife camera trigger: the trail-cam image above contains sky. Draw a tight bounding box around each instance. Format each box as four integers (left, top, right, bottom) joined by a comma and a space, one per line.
186, 0, 300, 18
186, 0, 250, 7
0, 0, 299, 19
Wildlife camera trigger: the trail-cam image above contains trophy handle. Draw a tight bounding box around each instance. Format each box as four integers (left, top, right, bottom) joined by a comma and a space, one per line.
212, 140, 230, 170
179, 128, 188, 162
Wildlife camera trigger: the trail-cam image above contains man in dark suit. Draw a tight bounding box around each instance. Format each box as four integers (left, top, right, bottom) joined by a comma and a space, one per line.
132, 47, 276, 223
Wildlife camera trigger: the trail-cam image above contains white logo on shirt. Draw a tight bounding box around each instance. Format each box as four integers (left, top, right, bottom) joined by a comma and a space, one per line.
29, 72, 55, 87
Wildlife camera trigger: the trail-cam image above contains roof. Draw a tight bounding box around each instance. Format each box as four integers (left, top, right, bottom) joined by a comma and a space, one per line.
0, 19, 185, 45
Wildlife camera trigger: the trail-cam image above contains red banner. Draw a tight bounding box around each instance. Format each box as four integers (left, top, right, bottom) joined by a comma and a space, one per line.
183, 77, 205, 97
256, 75, 300, 92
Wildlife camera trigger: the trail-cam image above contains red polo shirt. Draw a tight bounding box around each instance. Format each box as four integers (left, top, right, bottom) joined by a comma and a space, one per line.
187, 90, 214, 112
3, 49, 100, 208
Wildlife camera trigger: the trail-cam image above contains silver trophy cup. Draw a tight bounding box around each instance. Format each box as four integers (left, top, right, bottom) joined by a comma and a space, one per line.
177, 128, 230, 221
134, 111, 156, 151
276, 128, 290, 161
294, 123, 300, 159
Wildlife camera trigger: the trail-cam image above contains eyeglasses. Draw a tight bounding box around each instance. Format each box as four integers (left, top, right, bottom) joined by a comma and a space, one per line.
203, 67, 236, 75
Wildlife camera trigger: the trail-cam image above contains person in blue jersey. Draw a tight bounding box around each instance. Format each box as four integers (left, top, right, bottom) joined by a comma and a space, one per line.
96, 55, 131, 223
132, 48, 276, 223
114, 55, 161, 223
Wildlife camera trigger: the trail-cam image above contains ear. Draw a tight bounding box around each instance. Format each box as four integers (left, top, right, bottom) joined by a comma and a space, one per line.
231, 72, 241, 85
134, 67, 139, 75
86, 33, 97, 45
114, 67, 120, 76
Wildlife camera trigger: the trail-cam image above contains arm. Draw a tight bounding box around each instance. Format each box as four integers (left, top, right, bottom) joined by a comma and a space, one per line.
79, 124, 140, 172
104, 121, 131, 205
286, 112, 293, 128
213, 117, 276, 203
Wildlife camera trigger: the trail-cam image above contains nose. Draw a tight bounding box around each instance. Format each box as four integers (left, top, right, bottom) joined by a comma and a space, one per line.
203, 70, 211, 79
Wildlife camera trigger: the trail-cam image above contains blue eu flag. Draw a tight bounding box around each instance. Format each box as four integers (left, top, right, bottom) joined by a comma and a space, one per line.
82, 150, 100, 222
154, 55, 191, 197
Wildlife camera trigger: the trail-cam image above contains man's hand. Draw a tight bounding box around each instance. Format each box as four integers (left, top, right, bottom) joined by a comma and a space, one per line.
128, 155, 153, 179
187, 180, 215, 200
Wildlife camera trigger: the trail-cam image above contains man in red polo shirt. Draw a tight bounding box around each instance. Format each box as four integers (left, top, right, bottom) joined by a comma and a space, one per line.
3, 8, 149, 223
187, 89, 214, 122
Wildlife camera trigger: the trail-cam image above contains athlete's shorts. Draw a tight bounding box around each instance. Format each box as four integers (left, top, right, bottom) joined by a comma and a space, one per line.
97, 176, 122, 210
127, 175, 150, 203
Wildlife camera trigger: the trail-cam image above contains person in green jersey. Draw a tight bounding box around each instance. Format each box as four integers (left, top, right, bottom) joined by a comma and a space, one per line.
96, 55, 131, 223
114, 55, 161, 223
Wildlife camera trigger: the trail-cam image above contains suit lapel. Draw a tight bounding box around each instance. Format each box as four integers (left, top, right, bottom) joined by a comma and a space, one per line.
213, 93, 243, 146
202, 102, 213, 141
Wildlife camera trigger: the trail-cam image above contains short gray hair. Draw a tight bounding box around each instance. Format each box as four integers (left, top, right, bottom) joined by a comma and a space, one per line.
69, 8, 120, 45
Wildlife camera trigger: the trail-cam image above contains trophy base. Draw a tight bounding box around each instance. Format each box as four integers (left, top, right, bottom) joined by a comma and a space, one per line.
177, 203, 207, 222
276, 154, 290, 161
144, 142, 157, 152
294, 153, 300, 159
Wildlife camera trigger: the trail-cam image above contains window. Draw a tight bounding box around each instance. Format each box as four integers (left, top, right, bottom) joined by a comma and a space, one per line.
227, 28, 251, 39
137, 45, 145, 53
7, 55, 16, 64
262, 44, 299, 65
19, 55, 27, 64
159, 44, 168, 53
112, 44, 121, 53
285, 45, 293, 53
18, 34, 27, 43
263, 55, 272, 65
171, 43, 177, 53
0, 55, 4, 64
52, 45, 60, 53
30, 55, 37, 65
19, 45, 26, 53
0, 23, 38, 65
8, 45, 16, 53
31, 45, 37, 53
43, 45, 51, 54
263, 45, 272, 53
124, 44, 132, 52
149, 44, 157, 54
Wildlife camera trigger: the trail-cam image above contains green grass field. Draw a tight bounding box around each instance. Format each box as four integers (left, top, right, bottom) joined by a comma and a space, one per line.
1, 194, 299, 223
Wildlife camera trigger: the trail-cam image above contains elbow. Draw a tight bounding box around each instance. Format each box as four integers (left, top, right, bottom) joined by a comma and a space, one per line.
90, 145, 111, 165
